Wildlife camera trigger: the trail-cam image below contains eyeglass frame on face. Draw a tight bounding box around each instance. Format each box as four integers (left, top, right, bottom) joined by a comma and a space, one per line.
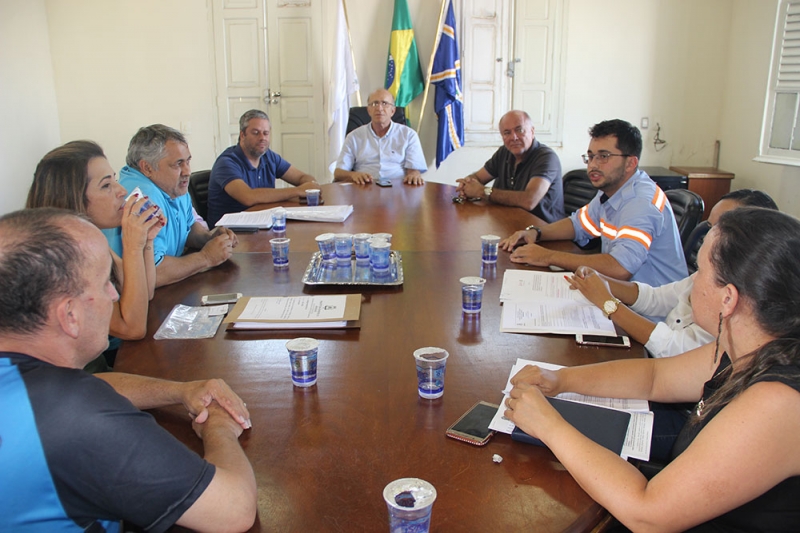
368, 100, 395, 109
581, 152, 632, 165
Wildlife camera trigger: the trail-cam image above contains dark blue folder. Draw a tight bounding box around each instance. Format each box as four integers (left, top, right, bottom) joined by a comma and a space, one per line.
511, 397, 631, 455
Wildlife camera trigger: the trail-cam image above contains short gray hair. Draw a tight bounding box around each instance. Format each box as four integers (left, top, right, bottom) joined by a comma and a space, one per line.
126, 124, 187, 171
239, 109, 270, 134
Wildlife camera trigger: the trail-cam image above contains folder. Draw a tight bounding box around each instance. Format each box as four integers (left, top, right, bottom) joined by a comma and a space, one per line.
511, 397, 631, 456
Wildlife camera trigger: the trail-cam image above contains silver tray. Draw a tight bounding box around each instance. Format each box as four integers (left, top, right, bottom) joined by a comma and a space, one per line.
302, 251, 404, 286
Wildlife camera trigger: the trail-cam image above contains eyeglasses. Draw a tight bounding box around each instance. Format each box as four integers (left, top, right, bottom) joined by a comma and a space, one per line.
581, 153, 631, 164
368, 101, 395, 108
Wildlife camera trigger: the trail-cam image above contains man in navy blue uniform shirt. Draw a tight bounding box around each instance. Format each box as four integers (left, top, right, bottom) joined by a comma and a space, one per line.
0, 208, 256, 532
208, 109, 318, 227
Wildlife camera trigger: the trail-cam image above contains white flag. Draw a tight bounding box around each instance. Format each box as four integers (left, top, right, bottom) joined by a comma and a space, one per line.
327, 0, 360, 174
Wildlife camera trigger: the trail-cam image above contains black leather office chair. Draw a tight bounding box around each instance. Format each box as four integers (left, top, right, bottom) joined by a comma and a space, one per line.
562, 169, 598, 215
188, 170, 211, 222
346, 106, 408, 136
562, 169, 600, 250
665, 189, 705, 247
683, 221, 711, 274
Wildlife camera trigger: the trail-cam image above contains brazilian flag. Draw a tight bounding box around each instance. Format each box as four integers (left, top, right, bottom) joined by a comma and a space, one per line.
385, 0, 424, 108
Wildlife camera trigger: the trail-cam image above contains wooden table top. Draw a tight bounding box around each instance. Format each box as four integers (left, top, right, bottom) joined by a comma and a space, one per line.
116, 181, 641, 532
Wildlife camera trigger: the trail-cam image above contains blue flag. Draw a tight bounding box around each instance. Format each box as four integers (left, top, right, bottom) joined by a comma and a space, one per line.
430, 0, 464, 167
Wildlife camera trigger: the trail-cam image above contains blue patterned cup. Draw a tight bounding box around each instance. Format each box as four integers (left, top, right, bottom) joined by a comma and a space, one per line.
269, 237, 290, 268
460, 276, 486, 314
306, 189, 321, 206
272, 207, 287, 232
353, 233, 372, 262
480, 234, 501, 263
286, 337, 318, 388
370, 238, 391, 273
383, 478, 437, 533
315, 233, 336, 262
413, 347, 449, 399
334, 233, 353, 263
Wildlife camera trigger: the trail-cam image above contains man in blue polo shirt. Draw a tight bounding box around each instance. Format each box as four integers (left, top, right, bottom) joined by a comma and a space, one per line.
116, 124, 238, 287
207, 109, 318, 227
0, 208, 256, 532
500, 119, 686, 289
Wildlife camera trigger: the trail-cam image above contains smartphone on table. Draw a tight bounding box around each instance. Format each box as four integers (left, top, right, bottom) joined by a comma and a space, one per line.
575, 334, 631, 348
200, 292, 242, 306
376, 179, 393, 187
445, 401, 499, 446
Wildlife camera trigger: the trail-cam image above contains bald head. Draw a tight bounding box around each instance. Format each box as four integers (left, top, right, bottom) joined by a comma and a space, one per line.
367, 88, 397, 131
498, 110, 535, 160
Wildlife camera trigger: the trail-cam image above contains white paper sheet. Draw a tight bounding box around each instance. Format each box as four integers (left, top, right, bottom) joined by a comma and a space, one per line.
489, 358, 653, 460
238, 295, 348, 321
500, 270, 591, 304
500, 299, 617, 336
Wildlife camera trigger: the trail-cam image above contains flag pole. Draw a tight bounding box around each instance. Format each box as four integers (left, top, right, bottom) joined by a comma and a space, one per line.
342, 0, 361, 106
417, 0, 449, 131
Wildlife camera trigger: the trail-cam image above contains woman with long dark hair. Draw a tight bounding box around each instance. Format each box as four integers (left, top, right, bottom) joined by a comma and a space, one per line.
506, 207, 800, 531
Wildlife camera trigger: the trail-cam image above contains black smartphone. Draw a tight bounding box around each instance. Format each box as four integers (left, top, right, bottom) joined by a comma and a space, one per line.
445, 401, 499, 446
376, 179, 393, 187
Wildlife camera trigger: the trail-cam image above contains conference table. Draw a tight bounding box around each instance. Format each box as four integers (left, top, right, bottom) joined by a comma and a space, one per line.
115, 180, 643, 532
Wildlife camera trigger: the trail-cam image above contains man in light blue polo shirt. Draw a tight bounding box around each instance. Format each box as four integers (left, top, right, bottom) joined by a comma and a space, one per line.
500, 119, 686, 289
334, 88, 427, 186
114, 124, 238, 287
207, 109, 318, 228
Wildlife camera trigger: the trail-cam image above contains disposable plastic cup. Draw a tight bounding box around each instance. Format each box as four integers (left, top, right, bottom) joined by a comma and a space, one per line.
413, 347, 449, 399
334, 233, 353, 263
354, 233, 372, 262
315, 233, 336, 262
370, 238, 391, 273
383, 478, 437, 533
373, 232, 392, 244
126, 187, 159, 222
286, 337, 319, 388
306, 189, 321, 206
269, 237, 290, 268
272, 207, 287, 232
480, 234, 501, 263
460, 276, 486, 314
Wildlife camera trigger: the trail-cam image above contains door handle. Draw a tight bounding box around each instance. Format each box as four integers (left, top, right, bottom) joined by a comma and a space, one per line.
264, 89, 282, 105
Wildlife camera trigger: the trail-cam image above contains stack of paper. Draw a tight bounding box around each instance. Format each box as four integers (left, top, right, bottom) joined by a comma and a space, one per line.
217, 205, 354, 228
499, 270, 616, 335
490, 359, 653, 460
223, 294, 361, 330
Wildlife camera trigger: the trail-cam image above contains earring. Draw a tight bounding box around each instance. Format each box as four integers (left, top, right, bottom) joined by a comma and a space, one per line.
713, 312, 723, 364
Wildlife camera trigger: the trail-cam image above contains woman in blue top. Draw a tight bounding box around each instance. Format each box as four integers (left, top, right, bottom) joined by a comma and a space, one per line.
506, 207, 800, 531
27, 141, 164, 362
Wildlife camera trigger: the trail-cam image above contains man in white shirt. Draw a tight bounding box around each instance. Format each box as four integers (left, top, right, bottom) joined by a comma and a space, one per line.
334, 88, 427, 186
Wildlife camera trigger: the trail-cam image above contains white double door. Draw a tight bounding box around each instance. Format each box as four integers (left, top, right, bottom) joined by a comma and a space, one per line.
210, 0, 326, 181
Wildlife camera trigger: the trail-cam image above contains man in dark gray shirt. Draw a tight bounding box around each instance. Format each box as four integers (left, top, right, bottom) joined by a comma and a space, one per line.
456, 110, 564, 223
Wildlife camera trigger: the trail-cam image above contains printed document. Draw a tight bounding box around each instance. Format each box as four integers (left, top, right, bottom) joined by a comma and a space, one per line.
490, 359, 653, 460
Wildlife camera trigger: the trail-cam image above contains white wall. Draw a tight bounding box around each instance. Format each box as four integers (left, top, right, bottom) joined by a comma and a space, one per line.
719, 0, 800, 216
45, 0, 217, 175
0, 0, 61, 215
0, 0, 797, 217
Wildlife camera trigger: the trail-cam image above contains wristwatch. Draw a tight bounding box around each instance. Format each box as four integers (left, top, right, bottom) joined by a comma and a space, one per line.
524, 225, 542, 243
602, 297, 622, 319
484, 186, 492, 200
